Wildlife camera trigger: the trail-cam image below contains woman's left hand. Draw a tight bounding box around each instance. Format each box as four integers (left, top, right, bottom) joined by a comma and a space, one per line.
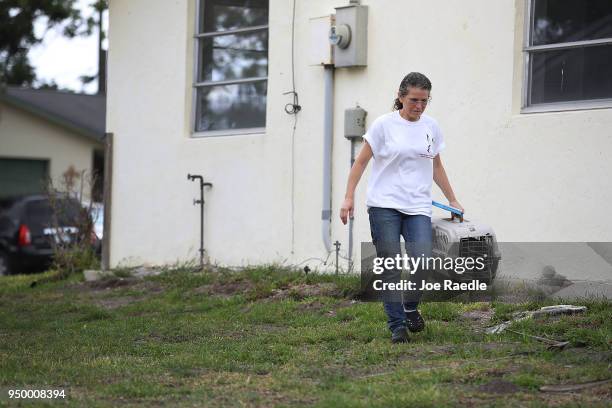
449, 200, 465, 214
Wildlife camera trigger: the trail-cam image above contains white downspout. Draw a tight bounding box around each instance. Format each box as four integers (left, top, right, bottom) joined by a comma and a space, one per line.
321, 65, 334, 253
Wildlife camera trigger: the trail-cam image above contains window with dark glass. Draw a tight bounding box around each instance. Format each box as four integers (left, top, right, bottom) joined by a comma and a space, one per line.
194, 0, 268, 132
525, 0, 612, 106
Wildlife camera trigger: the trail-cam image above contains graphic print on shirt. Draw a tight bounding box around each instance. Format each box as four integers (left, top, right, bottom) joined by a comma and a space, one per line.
420, 131, 436, 159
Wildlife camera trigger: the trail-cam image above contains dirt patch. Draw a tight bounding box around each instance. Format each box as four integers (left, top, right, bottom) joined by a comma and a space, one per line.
193, 281, 343, 302
65, 277, 165, 310
270, 283, 340, 300
84, 277, 139, 290
298, 300, 327, 312
192, 280, 255, 298
66, 275, 165, 292
461, 309, 495, 332
462, 309, 494, 322
66, 276, 162, 293
477, 379, 522, 394
130, 280, 165, 294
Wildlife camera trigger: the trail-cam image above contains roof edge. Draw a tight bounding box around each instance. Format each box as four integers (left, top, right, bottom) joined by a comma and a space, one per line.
0, 92, 104, 144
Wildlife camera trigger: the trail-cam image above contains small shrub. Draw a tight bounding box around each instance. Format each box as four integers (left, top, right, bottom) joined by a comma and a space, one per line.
46, 167, 101, 280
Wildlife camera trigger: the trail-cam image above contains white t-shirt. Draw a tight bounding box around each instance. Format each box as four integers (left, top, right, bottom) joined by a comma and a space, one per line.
363, 111, 446, 217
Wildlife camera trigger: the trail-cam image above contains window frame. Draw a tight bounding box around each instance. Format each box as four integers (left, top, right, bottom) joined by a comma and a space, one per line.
191, 0, 269, 137
522, 0, 612, 113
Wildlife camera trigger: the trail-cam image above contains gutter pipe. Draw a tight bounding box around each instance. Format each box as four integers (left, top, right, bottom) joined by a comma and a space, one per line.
321, 65, 334, 253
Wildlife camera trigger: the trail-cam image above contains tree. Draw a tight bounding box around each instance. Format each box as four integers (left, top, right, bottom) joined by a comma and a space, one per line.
78, 1, 108, 94
0, 0, 107, 88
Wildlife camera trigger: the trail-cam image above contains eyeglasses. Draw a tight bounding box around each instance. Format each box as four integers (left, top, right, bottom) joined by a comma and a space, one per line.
406, 97, 431, 106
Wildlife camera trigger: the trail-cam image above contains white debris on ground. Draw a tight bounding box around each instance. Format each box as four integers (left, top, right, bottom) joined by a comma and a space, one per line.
131, 266, 164, 278
83, 266, 164, 282
83, 269, 114, 281
485, 305, 587, 334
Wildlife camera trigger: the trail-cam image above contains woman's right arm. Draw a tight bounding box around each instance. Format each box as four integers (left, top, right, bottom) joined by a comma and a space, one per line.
340, 142, 373, 225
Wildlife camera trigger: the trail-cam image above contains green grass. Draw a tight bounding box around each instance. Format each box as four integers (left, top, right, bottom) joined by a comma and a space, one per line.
0, 266, 610, 407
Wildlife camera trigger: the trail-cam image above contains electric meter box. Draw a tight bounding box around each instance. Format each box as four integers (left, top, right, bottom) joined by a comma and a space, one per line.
344, 106, 367, 139
333, 4, 368, 67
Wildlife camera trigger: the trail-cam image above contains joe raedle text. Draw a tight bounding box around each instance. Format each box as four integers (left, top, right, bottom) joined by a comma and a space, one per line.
372, 279, 488, 292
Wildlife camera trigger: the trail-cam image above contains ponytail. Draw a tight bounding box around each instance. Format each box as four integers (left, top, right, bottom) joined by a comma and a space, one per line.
393, 97, 403, 110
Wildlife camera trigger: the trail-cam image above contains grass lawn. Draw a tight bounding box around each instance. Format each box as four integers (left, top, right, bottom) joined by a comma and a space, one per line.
0, 266, 610, 407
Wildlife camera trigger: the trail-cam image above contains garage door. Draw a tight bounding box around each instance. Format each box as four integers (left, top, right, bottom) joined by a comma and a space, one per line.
0, 158, 49, 198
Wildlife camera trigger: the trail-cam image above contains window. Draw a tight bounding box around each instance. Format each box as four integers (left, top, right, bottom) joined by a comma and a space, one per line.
194, 0, 269, 133
524, 0, 612, 110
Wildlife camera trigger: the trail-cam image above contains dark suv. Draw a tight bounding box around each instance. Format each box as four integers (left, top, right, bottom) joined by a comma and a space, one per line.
0, 195, 92, 275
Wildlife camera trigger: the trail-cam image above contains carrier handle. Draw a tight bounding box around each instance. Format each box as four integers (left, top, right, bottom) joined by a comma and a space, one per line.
432, 200, 464, 222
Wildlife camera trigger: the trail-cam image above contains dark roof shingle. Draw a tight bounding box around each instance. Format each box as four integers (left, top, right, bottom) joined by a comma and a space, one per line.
0, 86, 106, 142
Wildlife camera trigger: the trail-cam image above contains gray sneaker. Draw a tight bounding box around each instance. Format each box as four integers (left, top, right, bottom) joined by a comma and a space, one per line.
391, 327, 409, 343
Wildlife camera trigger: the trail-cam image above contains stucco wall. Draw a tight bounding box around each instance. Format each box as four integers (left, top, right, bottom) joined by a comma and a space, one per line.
106, 0, 612, 269
0, 103, 101, 196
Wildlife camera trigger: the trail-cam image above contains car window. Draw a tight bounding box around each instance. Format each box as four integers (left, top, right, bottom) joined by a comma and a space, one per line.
0, 198, 16, 212
0, 216, 12, 232
25, 199, 83, 228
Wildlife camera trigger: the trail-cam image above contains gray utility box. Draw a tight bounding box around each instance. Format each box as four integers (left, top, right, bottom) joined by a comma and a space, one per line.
333, 4, 368, 67
344, 106, 367, 139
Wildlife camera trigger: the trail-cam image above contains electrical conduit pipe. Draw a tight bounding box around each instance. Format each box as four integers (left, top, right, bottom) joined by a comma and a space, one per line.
321, 65, 334, 253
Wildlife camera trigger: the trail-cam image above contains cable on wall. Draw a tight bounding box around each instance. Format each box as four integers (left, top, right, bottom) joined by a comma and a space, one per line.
283, 0, 301, 255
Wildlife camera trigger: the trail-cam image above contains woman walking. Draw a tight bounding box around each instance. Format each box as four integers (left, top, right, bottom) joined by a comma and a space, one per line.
340, 72, 463, 343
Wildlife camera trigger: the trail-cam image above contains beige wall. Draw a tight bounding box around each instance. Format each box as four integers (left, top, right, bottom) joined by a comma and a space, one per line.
106, 0, 612, 269
0, 103, 102, 196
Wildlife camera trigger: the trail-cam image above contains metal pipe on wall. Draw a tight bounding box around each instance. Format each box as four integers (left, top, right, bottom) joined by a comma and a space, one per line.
344, 104, 367, 273
347, 139, 356, 272
321, 65, 335, 253
187, 174, 212, 269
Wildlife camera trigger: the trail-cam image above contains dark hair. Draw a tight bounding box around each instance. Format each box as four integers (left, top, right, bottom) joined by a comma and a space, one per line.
393, 72, 432, 110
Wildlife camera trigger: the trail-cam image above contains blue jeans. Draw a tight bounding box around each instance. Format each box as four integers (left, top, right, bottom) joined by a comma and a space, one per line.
368, 207, 432, 333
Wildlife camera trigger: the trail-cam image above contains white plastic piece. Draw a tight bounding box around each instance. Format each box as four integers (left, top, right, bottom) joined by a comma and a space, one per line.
485, 304, 587, 334
309, 15, 334, 65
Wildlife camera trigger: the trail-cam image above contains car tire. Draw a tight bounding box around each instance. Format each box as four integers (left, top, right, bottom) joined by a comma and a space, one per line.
0, 252, 12, 276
